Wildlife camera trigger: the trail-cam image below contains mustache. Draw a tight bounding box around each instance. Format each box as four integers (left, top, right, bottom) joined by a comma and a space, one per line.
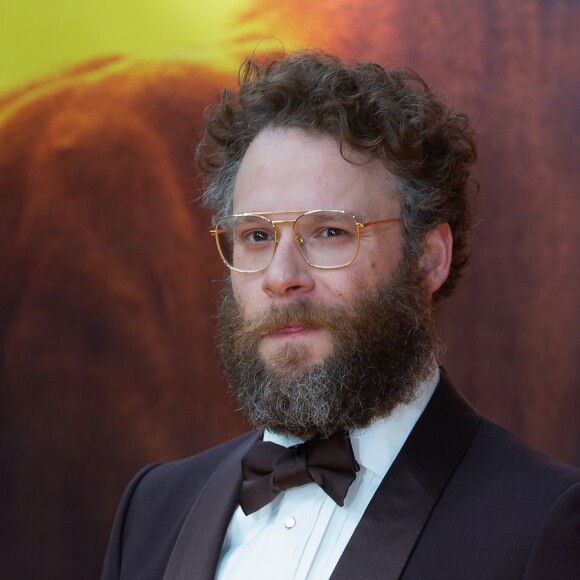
243, 300, 347, 337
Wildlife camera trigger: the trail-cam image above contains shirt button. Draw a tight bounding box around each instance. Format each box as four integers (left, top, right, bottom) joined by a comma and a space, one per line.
284, 516, 296, 529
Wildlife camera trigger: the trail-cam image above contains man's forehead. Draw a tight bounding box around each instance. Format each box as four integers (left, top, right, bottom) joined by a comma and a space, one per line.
231, 128, 399, 217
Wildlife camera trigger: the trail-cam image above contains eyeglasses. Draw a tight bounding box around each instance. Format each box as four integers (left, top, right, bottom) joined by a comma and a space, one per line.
210, 209, 403, 273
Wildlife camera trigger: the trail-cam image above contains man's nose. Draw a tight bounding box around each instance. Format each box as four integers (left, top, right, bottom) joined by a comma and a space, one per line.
261, 229, 314, 299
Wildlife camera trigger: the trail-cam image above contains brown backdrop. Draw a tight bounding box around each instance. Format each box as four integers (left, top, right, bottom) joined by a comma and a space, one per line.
1, 1, 579, 578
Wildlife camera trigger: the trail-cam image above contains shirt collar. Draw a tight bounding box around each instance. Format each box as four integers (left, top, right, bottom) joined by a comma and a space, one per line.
350, 368, 439, 477
264, 367, 440, 478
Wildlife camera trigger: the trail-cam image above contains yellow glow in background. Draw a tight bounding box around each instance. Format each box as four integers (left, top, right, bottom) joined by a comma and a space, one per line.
0, 0, 304, 93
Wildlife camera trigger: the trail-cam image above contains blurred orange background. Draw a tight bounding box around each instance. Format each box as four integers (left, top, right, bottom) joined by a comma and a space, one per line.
1, 1, 579, 578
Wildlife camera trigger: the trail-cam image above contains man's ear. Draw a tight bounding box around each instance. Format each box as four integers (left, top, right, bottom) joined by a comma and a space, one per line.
419, 223, 453, 294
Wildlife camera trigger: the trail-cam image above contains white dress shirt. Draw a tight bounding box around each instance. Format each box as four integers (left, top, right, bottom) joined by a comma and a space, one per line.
215, 370, 439, 580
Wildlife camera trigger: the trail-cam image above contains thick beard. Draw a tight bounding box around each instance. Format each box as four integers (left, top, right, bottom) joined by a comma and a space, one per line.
217, 260, 442, 438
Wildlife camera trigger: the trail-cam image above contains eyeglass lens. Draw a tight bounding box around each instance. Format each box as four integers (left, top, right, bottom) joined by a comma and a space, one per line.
215, 211, 360, 272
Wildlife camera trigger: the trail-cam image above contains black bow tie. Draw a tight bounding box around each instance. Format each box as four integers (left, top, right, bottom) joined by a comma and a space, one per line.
239, 431, 360, 515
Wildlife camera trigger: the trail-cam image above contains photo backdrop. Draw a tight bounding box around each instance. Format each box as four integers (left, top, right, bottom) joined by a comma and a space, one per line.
1, 1, 579, 578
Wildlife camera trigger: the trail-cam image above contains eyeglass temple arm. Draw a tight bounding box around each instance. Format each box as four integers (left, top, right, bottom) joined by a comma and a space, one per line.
360, 217, 404, 228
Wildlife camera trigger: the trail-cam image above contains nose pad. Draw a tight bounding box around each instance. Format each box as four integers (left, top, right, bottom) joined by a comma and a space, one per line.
293, 233, 311, 266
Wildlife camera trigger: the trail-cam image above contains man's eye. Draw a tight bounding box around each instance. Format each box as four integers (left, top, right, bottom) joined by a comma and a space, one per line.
244, 229, 272, 243
321, 227, 345, 237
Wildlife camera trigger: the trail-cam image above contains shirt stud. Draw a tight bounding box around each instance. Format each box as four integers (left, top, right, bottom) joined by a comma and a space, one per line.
284, 516, 296, 529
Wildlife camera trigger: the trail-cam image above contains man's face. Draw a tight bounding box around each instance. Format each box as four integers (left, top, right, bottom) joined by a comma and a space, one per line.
230, 128, 404, 373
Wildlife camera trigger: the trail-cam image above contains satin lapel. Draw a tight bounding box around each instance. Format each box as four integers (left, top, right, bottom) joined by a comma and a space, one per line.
330, 372, 481, 580
163, 431, 262, 580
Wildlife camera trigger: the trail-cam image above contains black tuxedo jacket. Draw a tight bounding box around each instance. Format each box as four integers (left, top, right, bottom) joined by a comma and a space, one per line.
101, 373, 580, 579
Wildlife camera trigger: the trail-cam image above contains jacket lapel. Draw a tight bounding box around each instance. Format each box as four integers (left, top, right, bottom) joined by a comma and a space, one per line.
330, 372, 481, 580
163, 430, 262, 580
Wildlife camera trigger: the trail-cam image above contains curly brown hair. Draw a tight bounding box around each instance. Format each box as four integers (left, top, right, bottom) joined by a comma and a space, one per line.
196, 49, 478, 301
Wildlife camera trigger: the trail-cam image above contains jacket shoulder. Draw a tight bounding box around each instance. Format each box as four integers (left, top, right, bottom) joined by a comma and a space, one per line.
472, 418, 580, 490
131, 430, 259, 505
101, 431, 259, 580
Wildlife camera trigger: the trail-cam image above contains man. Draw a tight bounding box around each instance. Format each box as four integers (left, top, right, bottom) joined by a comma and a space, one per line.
101, 50, 580, 579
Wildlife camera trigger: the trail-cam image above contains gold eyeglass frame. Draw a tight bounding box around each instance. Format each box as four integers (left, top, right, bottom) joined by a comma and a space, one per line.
210, 209, 403, 273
